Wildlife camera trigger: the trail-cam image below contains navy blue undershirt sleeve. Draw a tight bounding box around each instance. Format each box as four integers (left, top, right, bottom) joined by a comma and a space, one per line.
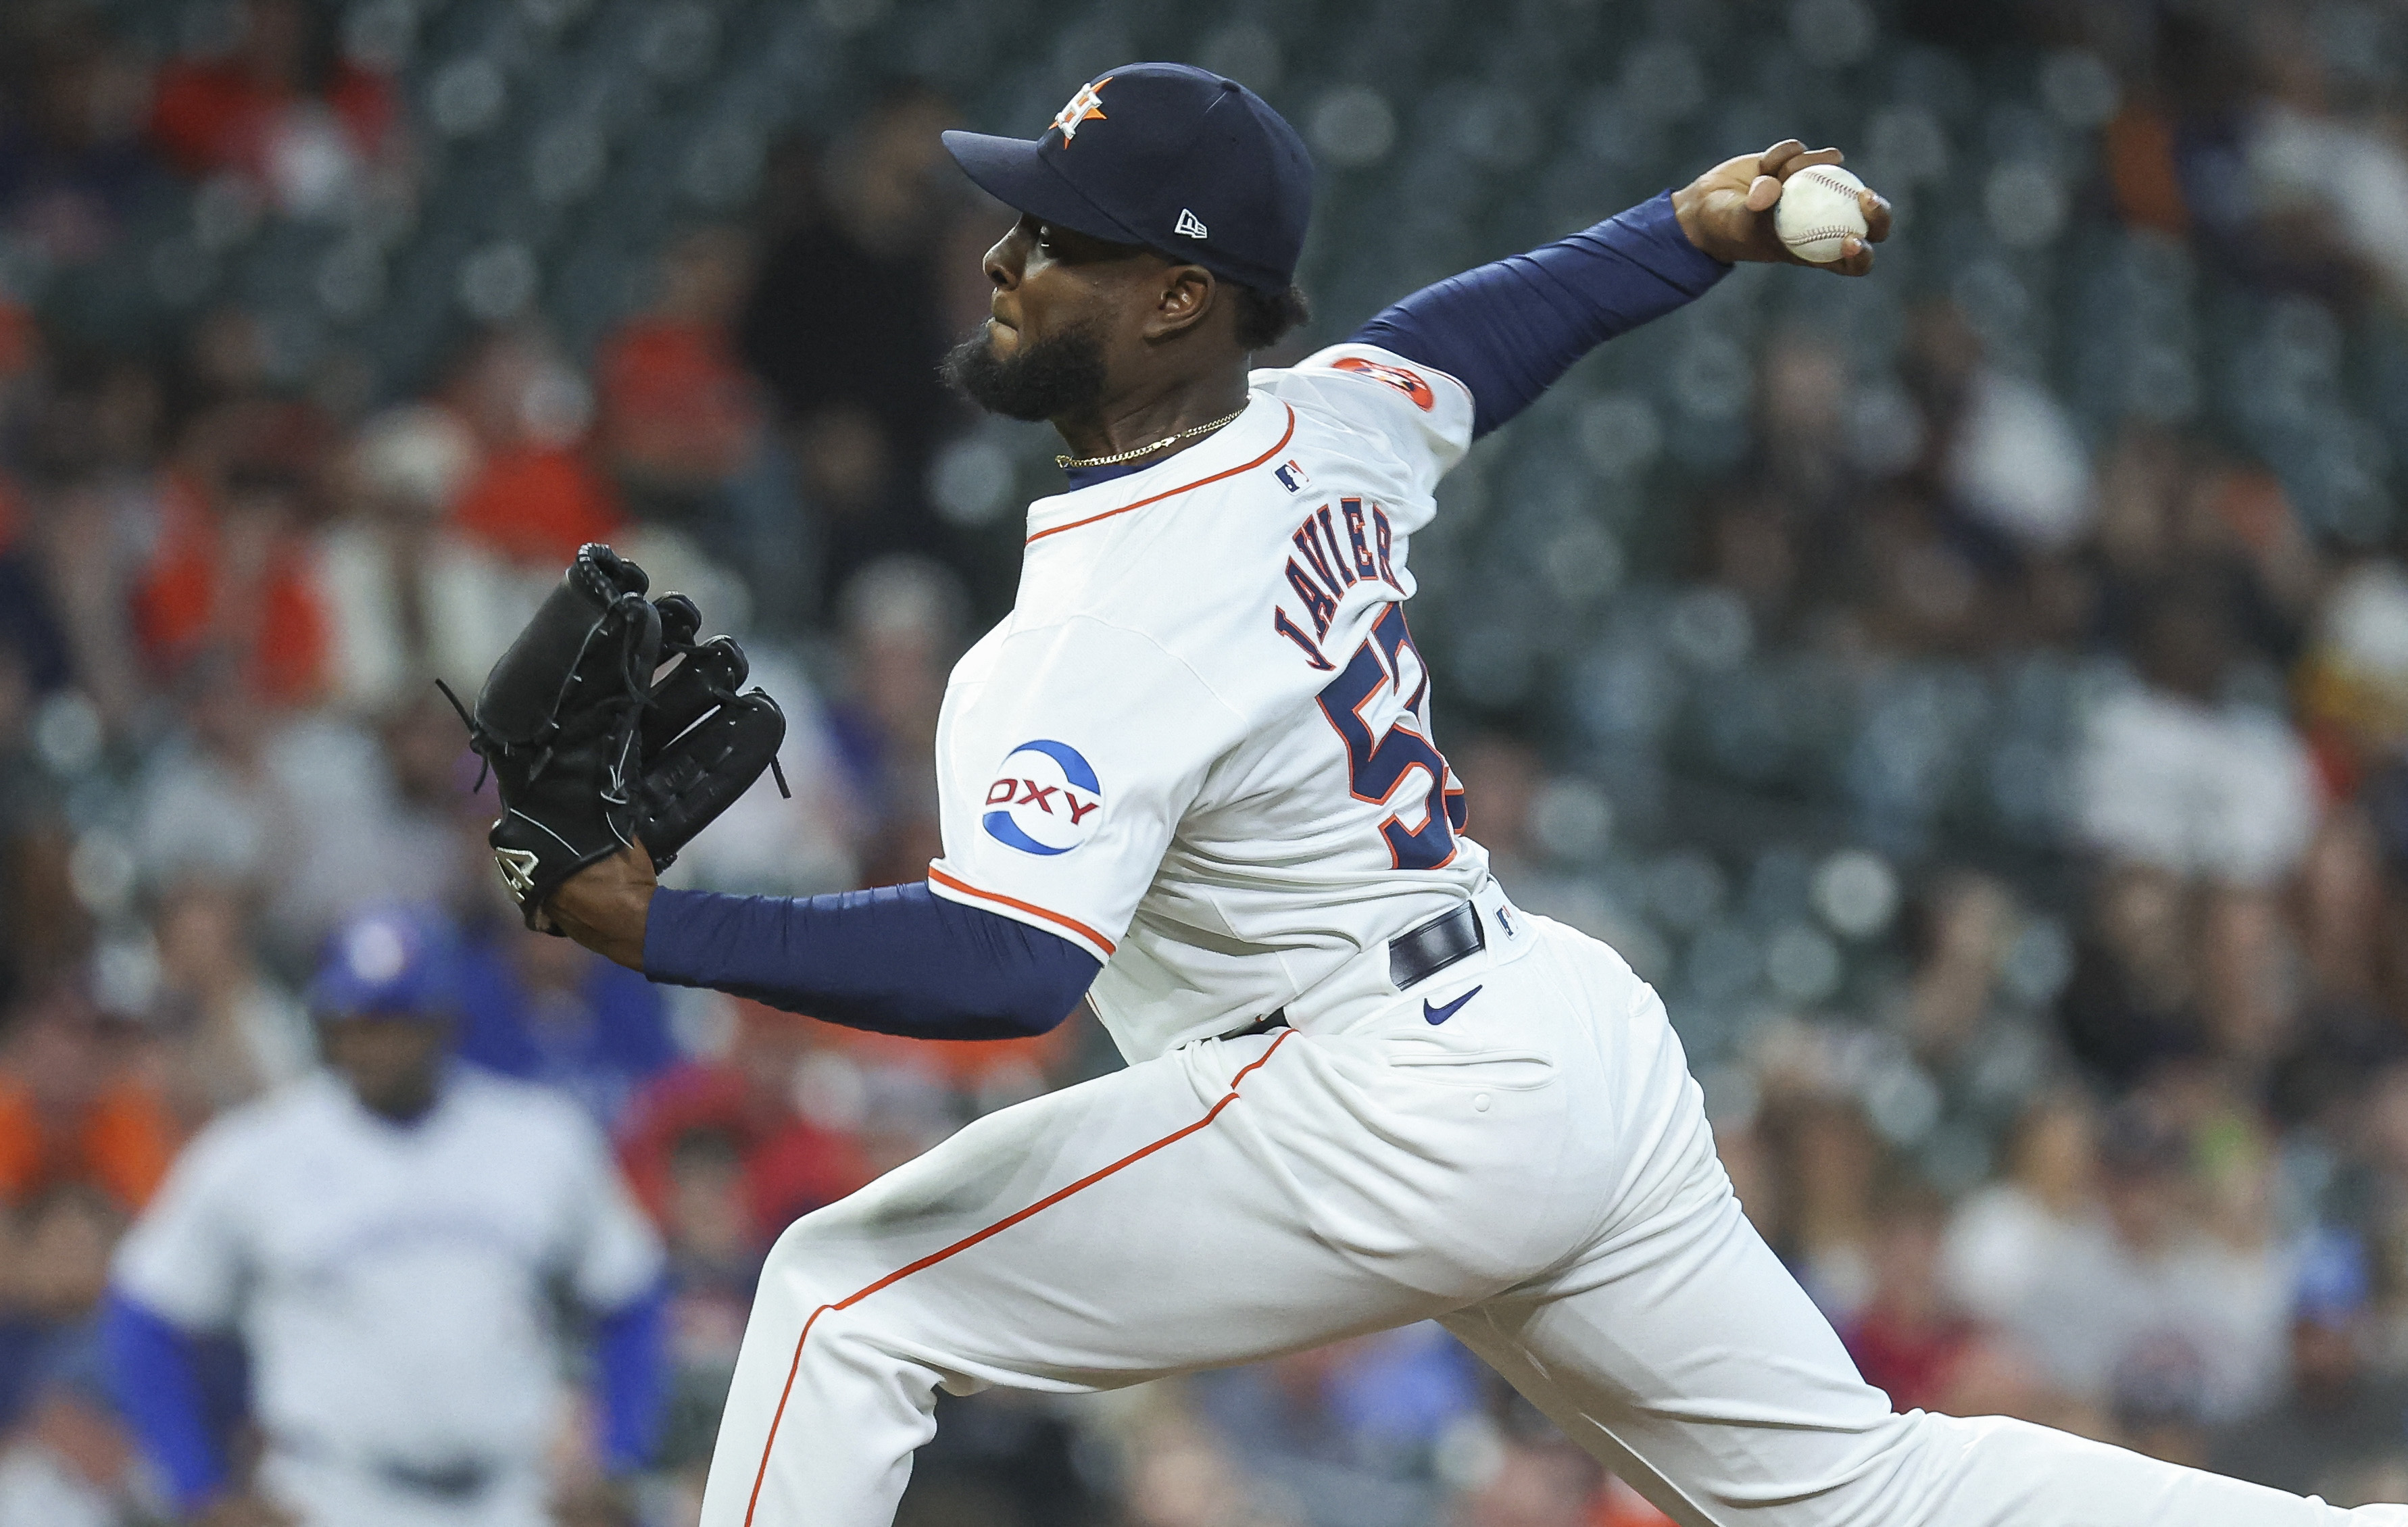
1350, 189, 1729, 437
593, 1284, 668, 1473
642, 880, 1099, 1041
101, 1291, 224, 1514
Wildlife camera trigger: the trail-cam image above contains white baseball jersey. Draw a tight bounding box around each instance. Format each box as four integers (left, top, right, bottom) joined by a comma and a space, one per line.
927, 343, 1488, 1060
113, 1068, 662, 1472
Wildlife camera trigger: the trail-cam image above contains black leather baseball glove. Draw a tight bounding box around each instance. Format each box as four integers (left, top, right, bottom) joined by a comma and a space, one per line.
636, 593, 788, 874
443, 545, 786, 931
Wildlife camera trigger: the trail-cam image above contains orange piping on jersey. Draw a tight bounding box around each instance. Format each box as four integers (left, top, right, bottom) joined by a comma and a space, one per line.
739, 1028, 1298, 1526
927, 866, 1116, 955
1025, 405, 1298, 545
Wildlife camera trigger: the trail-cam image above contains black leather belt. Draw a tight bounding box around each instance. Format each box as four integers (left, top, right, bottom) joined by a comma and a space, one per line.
378, 1459, 496, 1501
1229, 901, 1484, 1039
278, 1436, 499, 1501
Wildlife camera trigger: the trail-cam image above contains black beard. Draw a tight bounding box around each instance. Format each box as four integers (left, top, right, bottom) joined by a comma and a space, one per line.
940, 319, 1108, 423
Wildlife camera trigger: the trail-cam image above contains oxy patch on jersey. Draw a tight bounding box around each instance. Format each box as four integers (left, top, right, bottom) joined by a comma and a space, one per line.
982, 739, 1104, 855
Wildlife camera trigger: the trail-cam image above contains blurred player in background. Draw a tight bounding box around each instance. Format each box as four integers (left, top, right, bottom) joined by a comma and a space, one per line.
95, 907, 666, 1527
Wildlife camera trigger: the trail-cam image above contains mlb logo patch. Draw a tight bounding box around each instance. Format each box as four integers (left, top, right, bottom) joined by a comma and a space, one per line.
1273, 459, 1310, 493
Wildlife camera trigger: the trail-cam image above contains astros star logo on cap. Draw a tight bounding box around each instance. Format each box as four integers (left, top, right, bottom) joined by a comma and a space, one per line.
1050, 76, 1111, 145
942, 62, 1312, 292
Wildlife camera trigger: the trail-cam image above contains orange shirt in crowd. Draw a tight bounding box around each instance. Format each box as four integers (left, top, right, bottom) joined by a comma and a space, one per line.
0, 473, 27, 555
2103, 102, 2189, 239
130, 473, 330, 706
597, 318, 762, 484
0, 1076, 176, 1213
149, 54, 396, 182
1591, 1477, 1679, 1526
0, 300, 38, 388
448, 445, 624, 567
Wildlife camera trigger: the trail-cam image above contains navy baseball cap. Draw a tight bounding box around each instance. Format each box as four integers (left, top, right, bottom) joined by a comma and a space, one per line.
308, 905, 461, 1021
942, 63, 1313, 293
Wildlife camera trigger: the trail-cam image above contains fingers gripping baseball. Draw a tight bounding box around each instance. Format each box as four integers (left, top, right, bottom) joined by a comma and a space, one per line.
1675, 139, 1892, 274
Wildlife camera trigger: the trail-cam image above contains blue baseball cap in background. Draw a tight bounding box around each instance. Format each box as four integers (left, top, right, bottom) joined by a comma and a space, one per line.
942, 62, 1314, 293
2294, 1226, 2373, 1329
308, 905, 462, 1021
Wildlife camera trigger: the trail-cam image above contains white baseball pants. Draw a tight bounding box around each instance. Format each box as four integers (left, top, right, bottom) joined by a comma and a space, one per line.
698, 908, 2378, 1527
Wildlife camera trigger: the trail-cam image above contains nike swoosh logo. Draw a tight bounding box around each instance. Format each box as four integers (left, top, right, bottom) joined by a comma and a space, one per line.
1423, 985, 1482, 1026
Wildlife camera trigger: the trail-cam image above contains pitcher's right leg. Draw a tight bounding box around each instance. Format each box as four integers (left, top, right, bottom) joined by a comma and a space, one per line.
1452, 1186, 2356, 1526
1446, 970, 2357, 1527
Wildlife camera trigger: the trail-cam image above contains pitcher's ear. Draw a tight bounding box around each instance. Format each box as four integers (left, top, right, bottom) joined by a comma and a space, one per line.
1144, 264, 1217, 342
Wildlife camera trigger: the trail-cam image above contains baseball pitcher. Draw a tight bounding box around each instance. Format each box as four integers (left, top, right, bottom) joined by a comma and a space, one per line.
508, 62, 2402, 1527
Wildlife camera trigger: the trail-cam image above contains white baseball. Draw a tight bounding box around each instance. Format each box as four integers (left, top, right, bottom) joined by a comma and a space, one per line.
1773, 164, 1868, 265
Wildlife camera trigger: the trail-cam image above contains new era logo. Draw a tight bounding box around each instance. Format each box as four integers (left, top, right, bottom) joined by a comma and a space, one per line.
1175, 208, 1208, 239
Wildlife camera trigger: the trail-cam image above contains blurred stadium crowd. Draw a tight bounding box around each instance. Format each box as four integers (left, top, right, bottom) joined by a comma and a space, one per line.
3, 0, 2408, 1523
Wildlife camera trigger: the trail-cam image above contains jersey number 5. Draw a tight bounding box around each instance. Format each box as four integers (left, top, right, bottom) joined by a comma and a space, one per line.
1316, 603, 1465, 871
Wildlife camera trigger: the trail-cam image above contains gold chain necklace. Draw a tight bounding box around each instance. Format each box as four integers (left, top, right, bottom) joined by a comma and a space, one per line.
1056, 407, 1247, 470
